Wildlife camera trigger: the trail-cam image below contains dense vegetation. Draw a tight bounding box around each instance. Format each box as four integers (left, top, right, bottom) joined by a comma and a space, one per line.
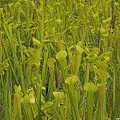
0, 0, 120, 120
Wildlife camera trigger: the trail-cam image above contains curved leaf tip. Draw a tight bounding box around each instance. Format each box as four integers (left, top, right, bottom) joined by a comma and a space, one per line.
84, 82, 98, 92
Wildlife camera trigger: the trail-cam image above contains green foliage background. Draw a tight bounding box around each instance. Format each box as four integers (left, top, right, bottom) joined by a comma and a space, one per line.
0, 0, 120, 120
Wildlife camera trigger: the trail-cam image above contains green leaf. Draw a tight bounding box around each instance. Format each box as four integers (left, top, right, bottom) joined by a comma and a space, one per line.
78, 91, 85, 109
95, 60, 108, 69
65, 75, 79, 85
56, 50, 67, 61
95, 68, 109, 83
93, 13, 99, 18
32, 37, 41, 46
29, 93, 35, 103
56, 19, 62, 23
86, 52, 98, 63
56, 41, 65, 51
47, 58, 56, 67
42, 86, 46, 90
84, 47, 90, 55
103, 17, 112, 23
84, 82, 98, 92
41, 102, 53, 111
76, 45, 84, 54
100, 27, 105, 33
77, 41, 83, 47
53, 92, 64, 101
98, 51, 111, 60
21, 95, 30, 103
14, 85, 21, 93
97, 82, 107, 87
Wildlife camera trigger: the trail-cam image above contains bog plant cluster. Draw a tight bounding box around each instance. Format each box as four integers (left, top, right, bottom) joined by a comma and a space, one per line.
0, 0, 120, 120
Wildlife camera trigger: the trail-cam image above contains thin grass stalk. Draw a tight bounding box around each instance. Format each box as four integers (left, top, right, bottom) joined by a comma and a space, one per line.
73, 44, 83, 75
113, 69, 115, 111
85, 63, 90, 85
1, 39, 18, 84
4, 4, 8, 20
9, 69, 13, 119
83, 62, 90, 119
2, 24, 13, 51
37, 81, 42, 120
5, 73, 8, 120
17, 2, 21, 24
86, 91, 93, 120
20, 62, 26, 94
3, 24, 20, 76
0, 8, 2, 64
69, 82, 80, 120
112, 60, 118, 118
61, 2, 66, 41
12, 93, 22, 120
8, 88, 12, 119
47, 76, 53, 101
16, 95, 22, 120
67, 85, 76, 120
39, 20, 44, 44
98, 84, 106, 120
0, 33, 2, 63
22, 102, 33, 120
26, 0, 30, 29
68, 0, 73, 14
59, 61, 66, 85
96, 98, 101, 120
49, 0, 56, 39
64, 94, 70, 120
17, 30, 24, 63
112, 67, 120, 118
11, 0, 15, 24
59, 106, 65, 120
47, 61, 56, 90
38, 0, 44, 44
59, 96, 68, 120
117, 35, 120, 64
42, 48, 48, 86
